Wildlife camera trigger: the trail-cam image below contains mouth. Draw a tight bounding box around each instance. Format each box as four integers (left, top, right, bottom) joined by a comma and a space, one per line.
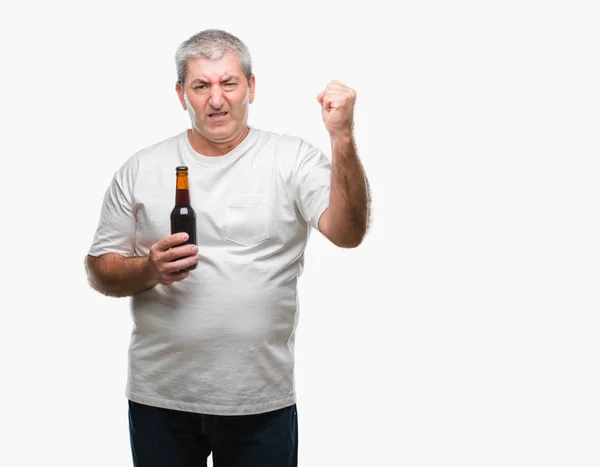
208, 111, 229, 119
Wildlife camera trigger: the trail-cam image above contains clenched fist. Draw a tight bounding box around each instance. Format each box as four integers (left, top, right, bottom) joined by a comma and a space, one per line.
317, 80, 357, 137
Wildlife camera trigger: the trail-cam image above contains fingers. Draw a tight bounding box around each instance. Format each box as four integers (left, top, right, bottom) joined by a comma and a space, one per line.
321, 94, 338, 111
166, 243, 198, 261
160, 270, 191, 286
318, 80, 356, 110
165, 251, 200, 273
157, 244, 198, 271
154, 252, 199, 284
149, 234, 199, 284
322, 80, 355, 95
155, 233, 190, 252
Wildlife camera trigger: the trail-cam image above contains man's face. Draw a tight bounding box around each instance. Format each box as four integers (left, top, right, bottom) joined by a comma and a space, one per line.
176, 51, 255, 144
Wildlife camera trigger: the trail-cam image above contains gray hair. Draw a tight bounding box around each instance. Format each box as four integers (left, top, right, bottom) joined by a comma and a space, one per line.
175, 29, 253, 86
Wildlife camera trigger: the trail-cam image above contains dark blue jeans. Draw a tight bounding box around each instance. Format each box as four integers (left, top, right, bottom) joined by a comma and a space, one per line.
128, 400, 298, 467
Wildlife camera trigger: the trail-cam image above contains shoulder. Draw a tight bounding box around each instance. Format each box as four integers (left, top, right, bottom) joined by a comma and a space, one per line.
131, 132, 183, 163
252, 126, 322, 161
114, 131, 184, 178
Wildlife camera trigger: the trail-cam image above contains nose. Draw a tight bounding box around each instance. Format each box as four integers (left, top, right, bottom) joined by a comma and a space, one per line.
208, 86, 224, 109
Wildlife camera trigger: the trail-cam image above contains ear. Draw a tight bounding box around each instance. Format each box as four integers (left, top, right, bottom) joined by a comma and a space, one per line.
248, 74, 256, 104
175, 82, 187, 110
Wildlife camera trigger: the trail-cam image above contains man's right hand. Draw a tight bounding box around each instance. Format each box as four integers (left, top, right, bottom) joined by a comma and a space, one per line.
147, 233, 199, 285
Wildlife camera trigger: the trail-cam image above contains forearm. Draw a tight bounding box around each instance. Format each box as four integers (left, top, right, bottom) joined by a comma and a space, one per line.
85, 254, 159, 298
326, 132, 370, 246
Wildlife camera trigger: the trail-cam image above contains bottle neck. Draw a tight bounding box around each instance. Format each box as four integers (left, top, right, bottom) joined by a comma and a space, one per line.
175, 173, 190, 205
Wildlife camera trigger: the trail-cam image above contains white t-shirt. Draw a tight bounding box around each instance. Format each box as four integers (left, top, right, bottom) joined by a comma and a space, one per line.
88, 126, 331, 415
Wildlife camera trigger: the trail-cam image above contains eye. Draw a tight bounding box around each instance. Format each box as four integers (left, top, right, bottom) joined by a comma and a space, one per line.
223, 82, 237, 89
193, 84, 208, 91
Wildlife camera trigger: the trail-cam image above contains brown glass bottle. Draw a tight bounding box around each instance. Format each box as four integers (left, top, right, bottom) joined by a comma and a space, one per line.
170, 166, 197, 271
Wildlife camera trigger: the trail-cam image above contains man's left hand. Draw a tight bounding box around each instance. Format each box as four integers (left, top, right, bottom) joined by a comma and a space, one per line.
317, 80, 356, 137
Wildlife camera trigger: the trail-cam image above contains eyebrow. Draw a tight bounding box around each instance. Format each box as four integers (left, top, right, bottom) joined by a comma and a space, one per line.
190, 76, 238, 85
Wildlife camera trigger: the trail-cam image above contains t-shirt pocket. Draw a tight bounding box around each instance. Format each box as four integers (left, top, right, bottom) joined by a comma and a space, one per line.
225, 194, 270, 246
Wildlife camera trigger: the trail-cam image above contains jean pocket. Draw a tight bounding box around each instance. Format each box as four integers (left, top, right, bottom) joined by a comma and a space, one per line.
225, 194, 270, 246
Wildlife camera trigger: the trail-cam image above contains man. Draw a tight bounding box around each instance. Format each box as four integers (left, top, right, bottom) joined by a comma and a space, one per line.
85, 29, 370, 467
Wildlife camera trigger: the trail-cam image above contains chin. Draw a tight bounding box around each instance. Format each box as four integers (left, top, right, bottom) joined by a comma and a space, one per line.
206, 129, 234, 142
204, 123, 241, 140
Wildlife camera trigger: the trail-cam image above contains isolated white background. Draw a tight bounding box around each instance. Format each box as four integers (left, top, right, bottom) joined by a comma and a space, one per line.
1, 1, 598, 466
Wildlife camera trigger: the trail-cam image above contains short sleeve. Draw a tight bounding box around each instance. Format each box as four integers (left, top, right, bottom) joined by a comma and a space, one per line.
87, 156, 138, 257
291, 139, 332, 231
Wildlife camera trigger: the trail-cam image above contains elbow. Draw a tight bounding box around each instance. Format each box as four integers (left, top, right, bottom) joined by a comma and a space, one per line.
84, 255, 101, 291
335, 235, 364, 249
84, 254, 116, 296
318, 208, 368, 249
328, 228, 367, 249
84, 255, 93, 283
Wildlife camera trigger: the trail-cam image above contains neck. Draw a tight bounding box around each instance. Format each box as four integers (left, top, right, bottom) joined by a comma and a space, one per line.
188, 126, 250, 157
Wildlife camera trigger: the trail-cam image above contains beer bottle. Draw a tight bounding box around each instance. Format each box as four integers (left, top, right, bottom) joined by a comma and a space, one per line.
170, 166, 197, 271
